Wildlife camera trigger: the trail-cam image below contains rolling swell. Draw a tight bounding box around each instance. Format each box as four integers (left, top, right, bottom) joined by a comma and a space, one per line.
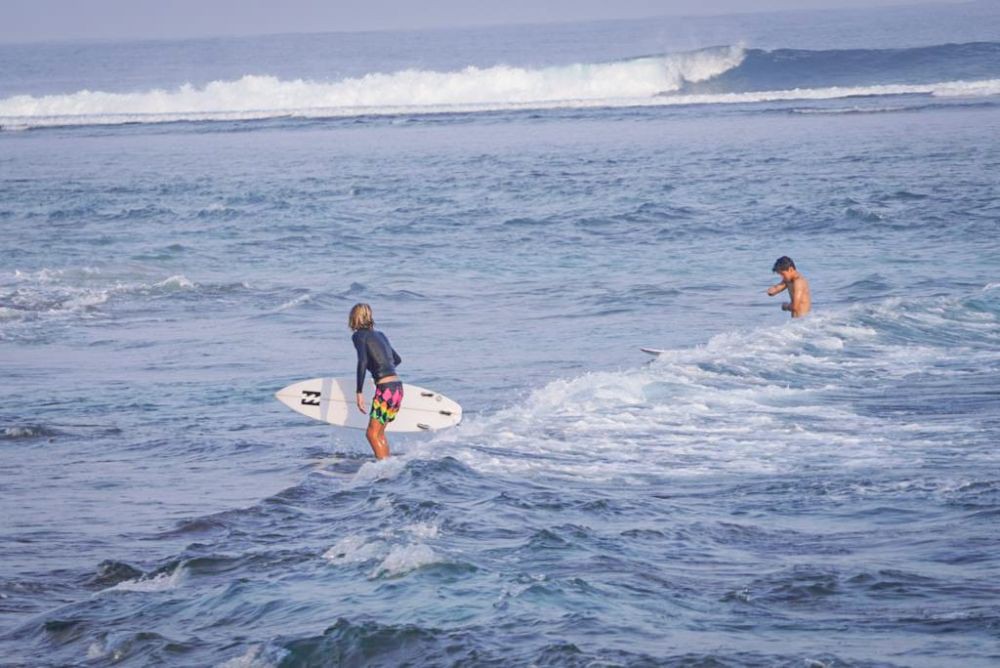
683, 41, 1000, 93
268, 618, 893, 667
3, 42, 1000, 129
0, 46, 744, 130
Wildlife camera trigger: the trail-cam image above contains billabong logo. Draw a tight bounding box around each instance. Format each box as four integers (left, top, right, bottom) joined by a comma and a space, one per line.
301, 390, 321, 406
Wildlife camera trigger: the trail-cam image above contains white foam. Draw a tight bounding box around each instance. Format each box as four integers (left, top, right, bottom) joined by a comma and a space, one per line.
85, 640, 130, 663
0, 269, 205, 328
433, 298, 996, 482
154, 275, 197, 290
404, 522, 440, 539
322, 535, 384, 565
105, 566, 185, 592
350, 455, 407, 485
276, 293, 312, 311
217, 644, 288, 668
0, 307, 26, 322
324, 533, 442, 579
11, 267, 102, 283
933, 79, 1000, 97
791, 105, 912, 115
0, 47, 741, 118
3, 426, 42, 438
372, 543, 439, 578
2, 53, 998, 129
62, 290, 111, 310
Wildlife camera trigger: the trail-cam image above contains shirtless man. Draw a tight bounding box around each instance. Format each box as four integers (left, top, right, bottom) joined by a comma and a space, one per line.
767, 256, 811, 318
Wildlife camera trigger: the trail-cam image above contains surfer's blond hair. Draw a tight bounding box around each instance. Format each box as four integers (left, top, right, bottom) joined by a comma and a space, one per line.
349, 303, 374, 330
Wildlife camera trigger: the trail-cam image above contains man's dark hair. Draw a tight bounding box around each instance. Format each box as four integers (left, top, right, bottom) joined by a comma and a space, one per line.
772, 256, 796, 273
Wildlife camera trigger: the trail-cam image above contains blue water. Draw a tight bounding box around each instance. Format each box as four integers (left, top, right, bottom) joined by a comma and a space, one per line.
2, 4, 1000, 666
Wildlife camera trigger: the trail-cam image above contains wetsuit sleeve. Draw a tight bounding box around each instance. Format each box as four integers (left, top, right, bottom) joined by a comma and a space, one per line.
353, 332, 368, 394
392, 347, 401, 367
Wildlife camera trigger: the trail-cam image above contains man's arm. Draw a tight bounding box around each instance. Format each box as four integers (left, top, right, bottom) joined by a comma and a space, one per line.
767, 281, 787, 296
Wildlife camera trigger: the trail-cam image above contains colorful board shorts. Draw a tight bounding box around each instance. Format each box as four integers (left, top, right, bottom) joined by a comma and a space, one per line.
371, 381, 404, 425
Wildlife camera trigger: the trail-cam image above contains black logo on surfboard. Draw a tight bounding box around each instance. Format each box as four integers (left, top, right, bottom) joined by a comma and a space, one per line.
301, 390, 321, 406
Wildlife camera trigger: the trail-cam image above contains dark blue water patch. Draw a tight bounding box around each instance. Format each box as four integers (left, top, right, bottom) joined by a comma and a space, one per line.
856, 369, 1000, 422
777, 97, 1000, 121
269, 616, 910, 667
26, 616, 197, 666
607, 201, 699, 225
684, 42, 1000, 94
748, 565, 997, 611
840, 274, 895, 297
575, 210, 681, 239
195, 205, 244, 220
274, 618, 491, 667
43, 205, 99, 224
318, 281, 428, 304
156, 516, 233, 540
943, 480, 1000, 511
700, 522, 855, 558
154, 178, 218, 197
502, 216, 554, 228
875, 190, 931, 202
584, 284, 682, 310
131, 243, 192, 261
145, 547, 319, 584
83, 560, 144, 590
154, 490, 315, 543
0, 578, 78, 624
104, 204, 176, 220
844, 206, 886, 223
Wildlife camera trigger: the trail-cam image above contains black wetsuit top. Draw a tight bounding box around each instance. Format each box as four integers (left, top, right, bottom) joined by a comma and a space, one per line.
352, 328, 401, 393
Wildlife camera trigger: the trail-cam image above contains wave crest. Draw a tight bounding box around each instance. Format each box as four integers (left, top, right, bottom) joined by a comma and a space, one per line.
0, 46, 744, 128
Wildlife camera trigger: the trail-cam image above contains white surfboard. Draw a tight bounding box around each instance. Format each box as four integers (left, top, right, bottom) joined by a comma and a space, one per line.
275, 377, 462, 433
640, 347, 667, 356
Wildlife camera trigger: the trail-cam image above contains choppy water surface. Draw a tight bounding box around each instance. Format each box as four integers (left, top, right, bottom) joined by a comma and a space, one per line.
2, 5, 1000, 667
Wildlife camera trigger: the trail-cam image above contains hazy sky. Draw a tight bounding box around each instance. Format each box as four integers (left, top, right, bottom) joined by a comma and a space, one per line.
3, 0, 973, 44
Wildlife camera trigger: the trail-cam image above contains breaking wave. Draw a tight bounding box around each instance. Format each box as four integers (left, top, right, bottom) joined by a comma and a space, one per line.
0, 46, 743, 129
4, 41, 1000, 130
3, 42, 999, 130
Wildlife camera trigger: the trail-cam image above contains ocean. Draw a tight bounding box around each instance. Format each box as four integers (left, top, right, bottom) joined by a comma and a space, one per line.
1, 2, 999, 666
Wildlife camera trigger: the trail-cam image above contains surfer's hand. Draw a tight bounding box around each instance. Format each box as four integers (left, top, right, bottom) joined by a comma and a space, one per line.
356, 393, 367, 413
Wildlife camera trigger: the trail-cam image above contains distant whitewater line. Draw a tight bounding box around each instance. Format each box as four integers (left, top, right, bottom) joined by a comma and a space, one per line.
0, 46, 742, 126
1, 44, 999, 129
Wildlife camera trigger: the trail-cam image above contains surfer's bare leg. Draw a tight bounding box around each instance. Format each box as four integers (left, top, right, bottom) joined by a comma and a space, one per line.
366, 419, 390, 459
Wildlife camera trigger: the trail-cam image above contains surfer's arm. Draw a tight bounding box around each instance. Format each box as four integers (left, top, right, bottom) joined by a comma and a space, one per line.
392, 348, 401, 366
353, 332, 368, 394
767, 281, 787, 296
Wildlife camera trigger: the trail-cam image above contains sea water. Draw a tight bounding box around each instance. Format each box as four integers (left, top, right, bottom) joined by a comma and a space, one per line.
1, 3, 999, 666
